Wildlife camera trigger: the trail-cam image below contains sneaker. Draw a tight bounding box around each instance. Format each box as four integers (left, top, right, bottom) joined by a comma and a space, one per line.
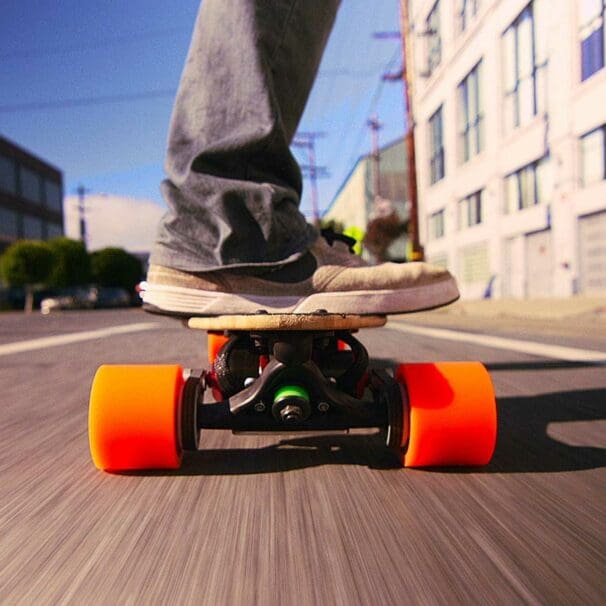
141, 235, 459, 316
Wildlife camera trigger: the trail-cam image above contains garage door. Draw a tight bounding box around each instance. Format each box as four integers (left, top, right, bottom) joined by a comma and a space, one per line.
526, 230, 553, 297
579, 211, 606, 293
459, 243, 490, 285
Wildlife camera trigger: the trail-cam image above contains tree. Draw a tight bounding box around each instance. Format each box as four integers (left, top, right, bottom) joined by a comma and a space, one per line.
364, 211, 408, 263
90, 247, 143, 293
47, 237, 91, 288
0, 240, 55, 312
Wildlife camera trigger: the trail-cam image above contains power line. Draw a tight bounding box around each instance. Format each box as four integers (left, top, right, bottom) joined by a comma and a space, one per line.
0, 66, 392, 114
345, 46, 401, 169
0, 89, 177, 113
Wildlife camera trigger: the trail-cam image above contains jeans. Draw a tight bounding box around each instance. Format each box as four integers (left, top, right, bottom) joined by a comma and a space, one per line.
150, 0, 341, 272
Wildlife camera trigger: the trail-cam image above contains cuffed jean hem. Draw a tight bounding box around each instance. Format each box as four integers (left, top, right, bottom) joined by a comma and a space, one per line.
149, 227, 318, 274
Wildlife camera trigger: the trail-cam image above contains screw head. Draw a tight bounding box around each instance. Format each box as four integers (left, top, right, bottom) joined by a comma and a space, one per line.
254, 402, 266, 412
318, 402, 330, 412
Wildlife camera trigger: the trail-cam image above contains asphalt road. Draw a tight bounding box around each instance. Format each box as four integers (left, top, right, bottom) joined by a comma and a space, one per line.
0, 309, 604, 605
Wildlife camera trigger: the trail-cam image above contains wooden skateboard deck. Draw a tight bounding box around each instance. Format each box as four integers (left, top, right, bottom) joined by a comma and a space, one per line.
187, 313, 387, 331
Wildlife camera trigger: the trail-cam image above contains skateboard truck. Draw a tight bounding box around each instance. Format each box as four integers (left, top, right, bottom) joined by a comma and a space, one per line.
184, 329, 390, 439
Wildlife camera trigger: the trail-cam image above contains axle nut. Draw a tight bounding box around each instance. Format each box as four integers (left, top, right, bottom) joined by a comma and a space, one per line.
272, 385, 311, 424
280, 405, 304, 423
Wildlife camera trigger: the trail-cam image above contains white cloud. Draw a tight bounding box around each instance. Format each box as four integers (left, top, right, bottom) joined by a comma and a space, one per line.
63, 194, 166, 253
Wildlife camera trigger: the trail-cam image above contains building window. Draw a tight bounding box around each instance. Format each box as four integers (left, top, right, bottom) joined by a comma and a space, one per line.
0, 155, 18, 195
426, 1, 441, 76
428, 209, 445, 240
503, 2, 547, 133
44, 179, 62, 212
46, 223, 64, 239
458, 61, 483, 163
23, 215, 44, 239
429, 105, 445, 184
504, 157, 551, 213
0, 208, 19, 239
456, 0, 479, 35
580, 0, 605, 81
581, 125, 606, 185
458, 190, 484, 228
20, 166, 43, 204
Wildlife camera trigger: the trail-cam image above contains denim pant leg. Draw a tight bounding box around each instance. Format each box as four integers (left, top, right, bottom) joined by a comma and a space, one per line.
150, 0, 341, 272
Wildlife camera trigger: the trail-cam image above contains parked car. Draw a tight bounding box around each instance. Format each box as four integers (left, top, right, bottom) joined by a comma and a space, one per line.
93, 287, 131, 309
40, 286, 131, 314
40, 287, 96, 314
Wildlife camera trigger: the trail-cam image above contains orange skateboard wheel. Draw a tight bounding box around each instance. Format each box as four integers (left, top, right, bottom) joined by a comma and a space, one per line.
89, 365, 185, 471
396, 362, 496, 467
207, 332, 229, 365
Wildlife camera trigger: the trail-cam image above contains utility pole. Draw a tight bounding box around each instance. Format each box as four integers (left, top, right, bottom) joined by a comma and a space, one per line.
292, 132, 328, 226
400, 0, 423, 261
367, 114, 383, 201
373, 0, 424, 261
75, 184, 90, 249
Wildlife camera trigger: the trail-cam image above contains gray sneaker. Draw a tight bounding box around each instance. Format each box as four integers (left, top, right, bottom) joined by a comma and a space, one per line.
141, 236, 459, 316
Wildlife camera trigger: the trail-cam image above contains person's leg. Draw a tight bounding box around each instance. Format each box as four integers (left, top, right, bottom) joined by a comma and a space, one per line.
151, 0, 340, 272
143, 0, 460, 316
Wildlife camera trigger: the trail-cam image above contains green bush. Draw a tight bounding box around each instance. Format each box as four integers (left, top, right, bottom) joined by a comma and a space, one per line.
0, 240, 55, 312
90, 247, 143, 293
47, 237, 91, 288
0, 240, 55, 287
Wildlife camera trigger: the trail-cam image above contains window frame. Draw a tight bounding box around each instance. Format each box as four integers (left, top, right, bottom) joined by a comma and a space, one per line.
458, 190, 484, 229
504, 156, 550, 213
426, 1, 442, 76
456, 0, 480, 35
580, 124, 606, 186
458, 60, 483, 163
502, 2, 547, 132
428, 208, 446, 240
580, 0, 605, 81
19, 165, 43, 205
0, 154, 18, 195
429, 105, 445, 184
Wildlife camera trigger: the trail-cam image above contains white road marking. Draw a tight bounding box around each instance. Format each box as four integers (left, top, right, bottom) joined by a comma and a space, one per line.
389, 321, 606, 363
0, 322, 160, 357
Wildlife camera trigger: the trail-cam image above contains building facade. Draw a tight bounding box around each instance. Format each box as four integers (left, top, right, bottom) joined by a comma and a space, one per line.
411, 0, 606, 298
324, 137, 409, 260
0, 136, 64, 253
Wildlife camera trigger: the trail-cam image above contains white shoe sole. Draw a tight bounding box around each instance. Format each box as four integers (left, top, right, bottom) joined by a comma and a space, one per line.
141, 279, 460, 316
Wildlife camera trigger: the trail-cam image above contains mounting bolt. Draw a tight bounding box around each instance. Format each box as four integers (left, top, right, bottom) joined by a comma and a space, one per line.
317, 402, 330, 413
254, 402, 266, 413
244, 377, 255, 387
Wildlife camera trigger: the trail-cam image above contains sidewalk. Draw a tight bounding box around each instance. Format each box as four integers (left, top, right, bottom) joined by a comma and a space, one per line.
423, 296, 606, 321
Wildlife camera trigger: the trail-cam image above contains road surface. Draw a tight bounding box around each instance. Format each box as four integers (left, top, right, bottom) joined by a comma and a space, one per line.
0, 308, 604, 605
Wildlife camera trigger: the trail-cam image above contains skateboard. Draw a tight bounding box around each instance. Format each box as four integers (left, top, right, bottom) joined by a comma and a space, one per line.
88, 312, 497, 471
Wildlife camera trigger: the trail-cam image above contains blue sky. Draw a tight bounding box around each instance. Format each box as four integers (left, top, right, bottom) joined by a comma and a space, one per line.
0, 0, 407, 220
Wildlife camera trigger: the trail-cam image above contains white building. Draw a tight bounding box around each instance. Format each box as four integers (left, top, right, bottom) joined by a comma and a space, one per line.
410, 0, 606, 298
